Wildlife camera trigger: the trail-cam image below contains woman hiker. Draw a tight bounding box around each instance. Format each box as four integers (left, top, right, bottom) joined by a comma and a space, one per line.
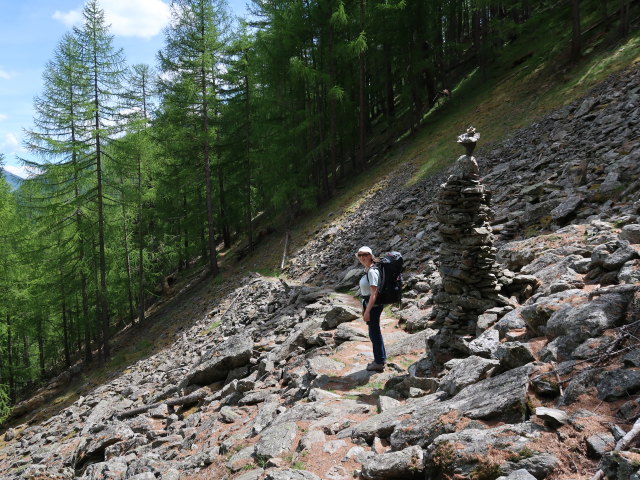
356, 246, 387, 372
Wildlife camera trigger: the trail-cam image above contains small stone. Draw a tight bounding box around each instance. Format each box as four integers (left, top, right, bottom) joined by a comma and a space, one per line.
535, 407, 568, 428
376, 395, 401, 413
620, 224, 640, 244
586, 432, 615, 458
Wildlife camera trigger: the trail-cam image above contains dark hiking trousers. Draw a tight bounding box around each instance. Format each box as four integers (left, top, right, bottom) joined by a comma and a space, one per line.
362, 297, 386, 365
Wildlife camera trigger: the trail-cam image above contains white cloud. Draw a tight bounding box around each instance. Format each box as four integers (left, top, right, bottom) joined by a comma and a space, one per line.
53, 0, 170, 39
0, 68, 13, 80
52, 9, 83, 27
4, 164, 29, 179
0, 114, 7, 122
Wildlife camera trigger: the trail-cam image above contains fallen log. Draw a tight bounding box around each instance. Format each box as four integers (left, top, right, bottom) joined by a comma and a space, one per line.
590, 416, 640, 480
118, 388, 208, 419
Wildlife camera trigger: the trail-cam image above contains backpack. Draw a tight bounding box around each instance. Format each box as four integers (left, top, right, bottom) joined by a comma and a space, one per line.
372, 251, 404, 305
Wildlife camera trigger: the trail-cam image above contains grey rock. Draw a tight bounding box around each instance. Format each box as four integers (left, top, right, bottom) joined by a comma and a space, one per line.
339, 267, 365, 289
477, 313, 499, 333
254, 421, 298, 460
128, 474, 157, 480
597, 369, 640, 401
545, 293, 628, 342
496, 470, 537, 480
495, 308, 526, 337
322, 305, 360, 329
601, 450, 640, 480
617, 399, 640, 421
468, 328, 500, 357
586, 432, 615, 458
83, 460, 128, 480
575, 96, 598, 116
335, 323, 368, 343
74, 421, 135, 470
603, 243, 639, 270
397, 306, 430, 332
438, 356, 499, 396
501, 453, 558, 479
386, 329, 434, 357
226, 446, 256, 472
535, 407, 568, 427
550, 196, 583, 223
163, 469, 181, 480
219, 406, 241, 423
495, 343, 535, 370
182, 334, 253, 387
620, 224, 640, 244
619, 259, 640, 284
531, 374, 560, 397
264, 470, 322, 480
623, 348, 640, 367
425, 423, 544, 479
361, 445, 424, 479
239, 390, 272, 405
572, 336, 615, 359
562, 368, 602, 405
350, 366, 531, 448
236, 469, 264, 480
252, 399, 279, 435
308, 388, 341, 401
377, 395, 402, 413
298, 429, 326, 451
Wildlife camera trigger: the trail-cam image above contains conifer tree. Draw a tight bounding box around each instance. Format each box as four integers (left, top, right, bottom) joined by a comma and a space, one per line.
158, 0, 231, 276
74, 0, 127, 359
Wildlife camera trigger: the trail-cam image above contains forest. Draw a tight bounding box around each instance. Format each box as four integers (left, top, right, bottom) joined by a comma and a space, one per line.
0, 0, 635, 413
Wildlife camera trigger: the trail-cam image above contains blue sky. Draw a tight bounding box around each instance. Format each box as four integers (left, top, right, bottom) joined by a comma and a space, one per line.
0, 0, 248, 178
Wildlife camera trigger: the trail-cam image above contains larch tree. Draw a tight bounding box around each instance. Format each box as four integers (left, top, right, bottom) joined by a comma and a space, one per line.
73, 0, 127, 359
158, 0, 232, 276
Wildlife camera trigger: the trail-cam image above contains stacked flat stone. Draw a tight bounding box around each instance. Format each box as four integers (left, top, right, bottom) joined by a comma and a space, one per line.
429, 129, 499, 360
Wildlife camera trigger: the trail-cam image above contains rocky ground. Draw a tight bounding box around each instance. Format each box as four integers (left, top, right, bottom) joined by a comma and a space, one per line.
0, 64, 639, 480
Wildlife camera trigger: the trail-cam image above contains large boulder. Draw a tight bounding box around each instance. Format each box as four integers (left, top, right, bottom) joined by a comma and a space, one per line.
182, 334, 254, 387
254, 422, 298, 460
351, 366, 532, 448
545, 293, 628, 342
322, 305, 360, 329
361, 445, 424, 479
438, 356, 500, 396
424, 422, 546, 480
73, 421, 135, 472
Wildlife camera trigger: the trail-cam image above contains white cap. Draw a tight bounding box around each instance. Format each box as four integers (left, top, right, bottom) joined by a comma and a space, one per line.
356, 246, 373, 257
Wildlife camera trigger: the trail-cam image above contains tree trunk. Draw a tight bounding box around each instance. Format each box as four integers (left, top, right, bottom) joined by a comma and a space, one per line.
357, 0, 367, 172
120, 192, 135, 324
37, 315, 45, 379
60, 272, 71, 368
201, 42, 219, 276
94, 67, 111, 360
244, 61, 253, 249
328, 22, 337, 195
6, 315, 14, 400
619, 0, 630, 38
570, 0, 582, 61
137, 154, 145, 324
384, 42, 395, 123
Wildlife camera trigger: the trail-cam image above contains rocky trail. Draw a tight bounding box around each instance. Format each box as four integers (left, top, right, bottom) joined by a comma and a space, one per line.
1, 64, 640, 480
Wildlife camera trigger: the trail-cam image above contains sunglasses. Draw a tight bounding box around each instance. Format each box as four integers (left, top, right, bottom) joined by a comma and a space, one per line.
357, 253, 370, 257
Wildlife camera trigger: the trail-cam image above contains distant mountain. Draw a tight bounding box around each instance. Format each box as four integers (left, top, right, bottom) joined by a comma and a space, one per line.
1, 167, 23, 191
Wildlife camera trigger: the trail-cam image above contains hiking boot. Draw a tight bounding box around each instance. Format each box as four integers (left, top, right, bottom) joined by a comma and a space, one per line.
366, 361, 385, 372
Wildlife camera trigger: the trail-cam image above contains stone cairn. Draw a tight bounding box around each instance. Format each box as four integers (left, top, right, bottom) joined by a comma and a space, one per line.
428, 127, 499, 365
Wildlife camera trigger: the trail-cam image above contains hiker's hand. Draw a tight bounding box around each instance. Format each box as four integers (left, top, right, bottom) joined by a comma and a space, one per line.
363, 311, 370, 323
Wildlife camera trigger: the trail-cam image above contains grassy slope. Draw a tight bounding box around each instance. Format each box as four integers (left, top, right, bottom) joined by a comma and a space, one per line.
11, 7, 639, 427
